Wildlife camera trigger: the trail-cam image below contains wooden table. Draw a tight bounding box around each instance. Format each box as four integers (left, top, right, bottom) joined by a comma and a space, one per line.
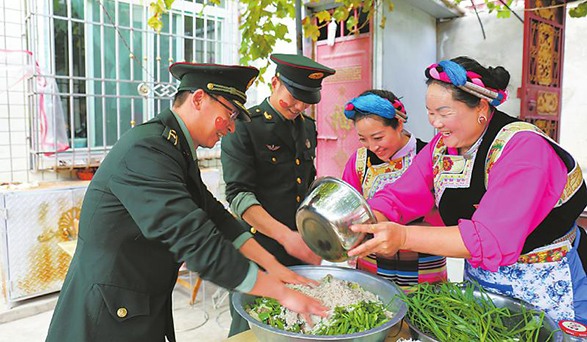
223, 321, 413, 341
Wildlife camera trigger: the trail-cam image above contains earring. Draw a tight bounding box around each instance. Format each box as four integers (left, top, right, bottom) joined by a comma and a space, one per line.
478, 116, 487, 125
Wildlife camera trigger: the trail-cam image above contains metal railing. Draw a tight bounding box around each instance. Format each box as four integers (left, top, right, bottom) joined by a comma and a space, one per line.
23, 0, 239, 172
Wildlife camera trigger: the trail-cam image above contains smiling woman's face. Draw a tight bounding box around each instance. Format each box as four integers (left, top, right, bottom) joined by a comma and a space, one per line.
425, 83, 486, 151
355, 117, 404, 161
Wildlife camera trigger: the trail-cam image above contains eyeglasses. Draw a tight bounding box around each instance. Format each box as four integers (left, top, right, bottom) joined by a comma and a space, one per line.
207, 92, 239, 121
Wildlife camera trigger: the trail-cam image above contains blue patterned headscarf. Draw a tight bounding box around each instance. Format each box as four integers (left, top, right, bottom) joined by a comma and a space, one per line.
344, 93, 407, 122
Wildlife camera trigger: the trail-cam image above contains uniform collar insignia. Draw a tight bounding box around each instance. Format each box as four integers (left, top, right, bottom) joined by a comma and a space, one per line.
266, 144, 281, 151
305, 139, 311, 149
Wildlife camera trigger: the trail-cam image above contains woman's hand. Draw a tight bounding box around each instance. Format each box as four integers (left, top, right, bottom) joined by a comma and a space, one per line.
347, 221, 407, 258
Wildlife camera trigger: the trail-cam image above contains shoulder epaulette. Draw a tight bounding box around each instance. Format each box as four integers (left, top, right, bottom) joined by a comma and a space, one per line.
249, 106, 263, 118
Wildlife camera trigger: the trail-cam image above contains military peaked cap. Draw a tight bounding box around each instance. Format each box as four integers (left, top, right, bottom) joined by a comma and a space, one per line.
270, 53, 336, 104
170, 62, 259, 121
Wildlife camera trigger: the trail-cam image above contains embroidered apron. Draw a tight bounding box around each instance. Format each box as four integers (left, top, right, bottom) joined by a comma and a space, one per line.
465, 225, 582, 322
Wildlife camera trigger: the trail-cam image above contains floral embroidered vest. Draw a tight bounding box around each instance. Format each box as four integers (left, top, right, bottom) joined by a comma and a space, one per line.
356, 139, 426, 200
432, 110, 587, 254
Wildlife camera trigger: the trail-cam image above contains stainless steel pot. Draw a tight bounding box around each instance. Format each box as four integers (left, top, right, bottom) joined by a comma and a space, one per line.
406, 289, 564, 342
233, 265, 407, 342
296, 177, 375, 262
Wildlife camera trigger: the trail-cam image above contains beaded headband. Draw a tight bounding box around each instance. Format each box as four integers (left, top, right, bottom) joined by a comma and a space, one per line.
425, 60, 508, 106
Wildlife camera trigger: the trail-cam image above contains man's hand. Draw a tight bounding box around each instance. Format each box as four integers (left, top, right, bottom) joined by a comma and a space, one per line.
278, 229, 322, 265
347, 221, 407, 258
248, 271, 328, 327
266, 263, 319, 287
278, 287, 328, 326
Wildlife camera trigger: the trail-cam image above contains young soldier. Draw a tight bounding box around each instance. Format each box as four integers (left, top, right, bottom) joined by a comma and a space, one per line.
45, 63, 327, 342
221, 54, 336, 336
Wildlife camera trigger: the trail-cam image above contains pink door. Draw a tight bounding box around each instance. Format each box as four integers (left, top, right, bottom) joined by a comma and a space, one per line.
315, 33, 372, 177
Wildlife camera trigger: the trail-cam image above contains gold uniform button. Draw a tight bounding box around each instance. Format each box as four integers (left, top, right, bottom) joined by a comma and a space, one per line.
295, 159, 300, 166
297, 177, 302, 184
250, 227, 256, 234
117, 307, 128, 318
296, 196, 300, 203
271, 157, 277, 163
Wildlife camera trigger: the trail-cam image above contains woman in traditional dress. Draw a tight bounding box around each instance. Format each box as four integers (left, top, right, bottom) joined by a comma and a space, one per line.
348, 57, 587, 323
342, 89, 447, 291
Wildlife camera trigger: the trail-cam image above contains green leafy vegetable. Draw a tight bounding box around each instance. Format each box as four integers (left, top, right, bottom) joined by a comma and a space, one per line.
400, 282, 557, 342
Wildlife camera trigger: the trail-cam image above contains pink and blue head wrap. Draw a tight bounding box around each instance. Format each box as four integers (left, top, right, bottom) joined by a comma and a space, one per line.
425, 60, 508, 107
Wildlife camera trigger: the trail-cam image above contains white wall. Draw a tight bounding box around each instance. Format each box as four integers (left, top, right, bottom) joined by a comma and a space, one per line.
437, 5, 587, 172
378, 0, 439, 141
0, 0, 31, 182
436, 5, 524, 118
560, 16, 587, 173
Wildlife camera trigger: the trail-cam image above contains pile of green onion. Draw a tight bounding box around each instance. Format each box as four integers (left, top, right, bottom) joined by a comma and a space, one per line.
400, 282, 555, 342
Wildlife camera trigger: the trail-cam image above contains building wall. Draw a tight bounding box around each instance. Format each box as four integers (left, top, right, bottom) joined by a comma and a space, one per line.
378, 0, 439, 141
0, 0, 239, 191
436, 5, 524, 118
560, 16, 587, 173
437, 4, 587, 172
0, 0, 34, 183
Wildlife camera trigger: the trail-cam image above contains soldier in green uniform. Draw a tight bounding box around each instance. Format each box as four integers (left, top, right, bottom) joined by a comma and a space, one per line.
45, 63, 327, 342
221, 54, 336, 336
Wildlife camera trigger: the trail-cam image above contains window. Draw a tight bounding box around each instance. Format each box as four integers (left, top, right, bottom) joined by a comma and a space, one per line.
25, 0, 239, 170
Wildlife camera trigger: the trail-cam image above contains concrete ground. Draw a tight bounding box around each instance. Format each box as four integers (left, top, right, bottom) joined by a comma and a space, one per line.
0, 259, 464, 342
0, 279, 234, 342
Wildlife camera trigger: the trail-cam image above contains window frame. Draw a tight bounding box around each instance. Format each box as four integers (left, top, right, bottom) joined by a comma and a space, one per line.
25, 0, 239, 170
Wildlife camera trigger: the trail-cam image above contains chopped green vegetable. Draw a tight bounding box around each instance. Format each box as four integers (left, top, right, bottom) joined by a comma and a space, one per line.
245, 275, 393, 335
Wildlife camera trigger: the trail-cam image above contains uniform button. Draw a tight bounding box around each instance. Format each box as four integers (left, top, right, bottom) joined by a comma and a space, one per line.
250, 227, 256, 234
117, 307, 128, 318
295, 158, 300, 166
296, 196, 300, 203
297, 177, 302, 184
271, 157, 277, 163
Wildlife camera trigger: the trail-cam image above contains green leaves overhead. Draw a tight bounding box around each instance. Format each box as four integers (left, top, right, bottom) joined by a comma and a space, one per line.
147, 0, 392, 83
570, 1, 587, 18
147, 0, 586, 83
148, 0, 169, 33
315, 11, 331, 23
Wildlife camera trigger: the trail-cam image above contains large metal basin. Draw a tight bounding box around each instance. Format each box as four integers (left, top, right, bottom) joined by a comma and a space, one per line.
233, 265, 407, 342
296, 177, 375, 262
406, 288, 564, 342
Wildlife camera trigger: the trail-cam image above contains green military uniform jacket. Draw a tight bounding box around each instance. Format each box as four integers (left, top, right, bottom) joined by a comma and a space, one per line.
46, 109, 254, 342
221, 99, 317, 266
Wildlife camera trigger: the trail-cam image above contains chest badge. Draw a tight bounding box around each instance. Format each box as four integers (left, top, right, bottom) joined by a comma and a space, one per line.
266, 144, 281, 151
305, 139, 311, 149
